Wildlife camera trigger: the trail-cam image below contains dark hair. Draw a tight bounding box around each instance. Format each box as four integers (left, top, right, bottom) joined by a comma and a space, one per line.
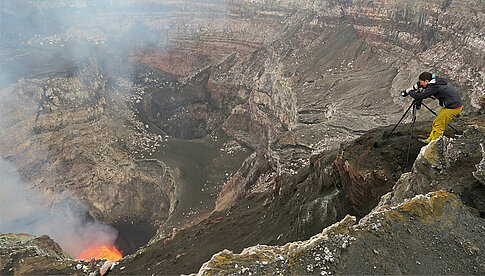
419, 72, 433, 81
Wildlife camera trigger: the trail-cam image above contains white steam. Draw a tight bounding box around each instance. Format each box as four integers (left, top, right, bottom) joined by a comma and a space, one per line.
0, 159, 118, 258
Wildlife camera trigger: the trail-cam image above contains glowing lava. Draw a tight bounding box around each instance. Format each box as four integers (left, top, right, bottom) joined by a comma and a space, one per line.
78, 245, 122, 261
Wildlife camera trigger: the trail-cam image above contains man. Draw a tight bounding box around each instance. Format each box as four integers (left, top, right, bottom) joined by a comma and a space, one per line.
406, 72, 463, 143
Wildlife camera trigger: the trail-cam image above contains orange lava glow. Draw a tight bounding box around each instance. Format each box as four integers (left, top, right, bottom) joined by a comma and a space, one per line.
78, 245, 122, 261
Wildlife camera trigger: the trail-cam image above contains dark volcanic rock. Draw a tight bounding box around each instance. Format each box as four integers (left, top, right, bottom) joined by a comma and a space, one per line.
197, 191, 485, 275
111, 120, 433, 275
331, 121, 430, 217
215, 151, 279, 212
192, 114, 485, 275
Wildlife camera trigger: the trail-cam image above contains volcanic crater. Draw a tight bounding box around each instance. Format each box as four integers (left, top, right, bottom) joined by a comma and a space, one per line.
1, 0, 484, 275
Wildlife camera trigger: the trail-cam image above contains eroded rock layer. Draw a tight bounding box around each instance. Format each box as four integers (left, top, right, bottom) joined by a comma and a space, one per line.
197, 191, 485, 275
0, 58, 177, 225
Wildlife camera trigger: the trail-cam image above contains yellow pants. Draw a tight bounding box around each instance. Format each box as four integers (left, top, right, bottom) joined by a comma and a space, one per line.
427, 106, 462, 142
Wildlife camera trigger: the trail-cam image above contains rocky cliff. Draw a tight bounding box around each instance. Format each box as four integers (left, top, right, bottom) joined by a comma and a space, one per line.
193, 114, 485, 275
0, 58, 177, 225
197, 191, 485, 275
191, 0, 485, 210
3, 114, 483, 275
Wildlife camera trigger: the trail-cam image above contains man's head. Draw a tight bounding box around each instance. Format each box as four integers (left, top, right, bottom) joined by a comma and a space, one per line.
418, 72, 433, 88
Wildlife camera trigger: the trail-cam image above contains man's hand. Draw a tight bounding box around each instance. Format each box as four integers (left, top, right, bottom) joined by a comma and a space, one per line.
401, 85, 415, 97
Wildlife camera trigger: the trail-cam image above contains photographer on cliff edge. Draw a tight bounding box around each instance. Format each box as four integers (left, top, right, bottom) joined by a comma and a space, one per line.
402, 72, 463, 143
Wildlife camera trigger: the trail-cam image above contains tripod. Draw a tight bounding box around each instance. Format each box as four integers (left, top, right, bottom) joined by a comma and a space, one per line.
387, 100, 459, 168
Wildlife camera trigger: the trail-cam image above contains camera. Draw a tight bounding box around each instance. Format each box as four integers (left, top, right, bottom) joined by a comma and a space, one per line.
414, 81, 423, 90
401, 81, 424, 97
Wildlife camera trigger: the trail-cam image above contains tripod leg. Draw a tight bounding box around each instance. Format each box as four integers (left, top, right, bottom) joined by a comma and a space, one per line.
406, 103, 417, 168
420, 102, 438, 116
387, 101, 415, 138
421, 102, 459, 133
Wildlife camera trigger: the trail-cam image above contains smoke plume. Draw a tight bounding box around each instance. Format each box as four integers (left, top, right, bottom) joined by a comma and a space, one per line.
0, 159, 118, 258
0, 0, 228, 257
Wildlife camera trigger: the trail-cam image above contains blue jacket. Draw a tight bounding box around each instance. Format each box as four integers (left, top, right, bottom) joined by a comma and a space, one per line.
409, 77, 463, 109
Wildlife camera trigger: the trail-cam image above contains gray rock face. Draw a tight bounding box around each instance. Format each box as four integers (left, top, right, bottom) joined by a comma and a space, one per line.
196, 192, 485, 275
214, 151, 279, 211
0, 59, 177, 225
0, 233, 73, 275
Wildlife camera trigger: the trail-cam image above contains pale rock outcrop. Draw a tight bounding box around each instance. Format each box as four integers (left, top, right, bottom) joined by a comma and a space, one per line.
473, 143, 485, 185
387, 127, 485, 208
